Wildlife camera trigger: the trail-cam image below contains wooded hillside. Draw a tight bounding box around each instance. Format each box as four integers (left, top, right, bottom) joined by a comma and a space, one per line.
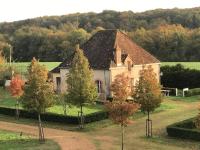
0, 7, 200, 61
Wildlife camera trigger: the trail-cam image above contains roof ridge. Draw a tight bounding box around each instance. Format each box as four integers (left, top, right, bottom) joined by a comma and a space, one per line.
117, 30, 160, 64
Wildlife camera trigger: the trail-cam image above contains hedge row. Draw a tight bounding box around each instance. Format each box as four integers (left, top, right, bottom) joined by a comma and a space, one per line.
166, 118, 200, 141
161, 64, 200, 89
0, 106, 108, 124
185, 88, 200, 97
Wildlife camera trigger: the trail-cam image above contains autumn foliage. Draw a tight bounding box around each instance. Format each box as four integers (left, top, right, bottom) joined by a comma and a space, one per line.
107, 73, 139, 124
106, 102, 139, 125
9, 75, 25, 98
133, 65, 162, 113
133, 65, 162, 137
110, 73, 131, 102
106, 73, 139, 150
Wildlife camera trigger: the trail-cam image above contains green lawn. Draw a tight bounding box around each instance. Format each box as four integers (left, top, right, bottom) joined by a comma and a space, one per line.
166, 95, 200, 102
0, 88, 105, 116
0, 130, 60, 150
85, 97, 200, 150
7, 62, 61, 75
6, 62, 200, 76
0, 96, 199, 149
161, 62, 200, 70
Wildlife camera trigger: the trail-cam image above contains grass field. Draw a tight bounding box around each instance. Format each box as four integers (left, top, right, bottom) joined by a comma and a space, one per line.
5, 62, 200, 75
0, 88, 105, 116
8, 62, 61, 75
0, 130, 60, 150
162, 62, 200, 70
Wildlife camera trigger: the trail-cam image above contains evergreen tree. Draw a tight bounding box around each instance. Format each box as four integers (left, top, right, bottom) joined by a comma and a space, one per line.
21, 58, 55, 142
66, 45, 97, 128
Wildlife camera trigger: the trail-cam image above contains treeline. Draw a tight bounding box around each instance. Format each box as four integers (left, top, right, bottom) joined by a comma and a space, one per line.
0, 7, 200, 61
129, 24, 200, 61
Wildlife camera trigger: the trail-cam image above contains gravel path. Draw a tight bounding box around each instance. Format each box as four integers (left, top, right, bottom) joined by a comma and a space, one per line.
0, 121, 96, 150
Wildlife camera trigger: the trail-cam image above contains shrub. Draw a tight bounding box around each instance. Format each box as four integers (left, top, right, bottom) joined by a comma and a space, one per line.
185, 88, 200, 97
166, 118, 200, 141
0, 106, 108, 124
161, 64, 200, 89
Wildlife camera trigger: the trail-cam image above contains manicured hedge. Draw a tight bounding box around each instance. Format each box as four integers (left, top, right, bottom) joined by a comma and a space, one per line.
161, 64, 200, 89
185, 88, 200, 97
0, 106, 108, 124
166, 118, 200, 141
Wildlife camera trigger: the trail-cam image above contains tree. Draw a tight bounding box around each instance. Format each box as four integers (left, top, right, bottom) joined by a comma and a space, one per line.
66, 45, 97, 129
21, 58, 55, 142
9, 74, 24, 119
106, 73, 139, 150
133, 65, 162, 137
0, 51, 5, 72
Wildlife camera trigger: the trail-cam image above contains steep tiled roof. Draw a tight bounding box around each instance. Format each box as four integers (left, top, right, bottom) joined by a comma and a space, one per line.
51, 55, 73, 73
114, 30, 160, 65
51, 29, 160, 73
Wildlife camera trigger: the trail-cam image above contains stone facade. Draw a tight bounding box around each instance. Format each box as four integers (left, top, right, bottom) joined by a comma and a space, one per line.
51, 29, 160, 100
51, 63, 160, 100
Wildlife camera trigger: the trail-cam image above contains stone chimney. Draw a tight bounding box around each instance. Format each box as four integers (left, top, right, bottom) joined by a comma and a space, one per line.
115, 44, 121, 66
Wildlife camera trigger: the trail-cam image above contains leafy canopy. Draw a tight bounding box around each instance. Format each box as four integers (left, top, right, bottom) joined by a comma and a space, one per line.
9, 74, 24, 98
66, 45, 97, 106
133, 65, 162, 113
107, 73, 139, 126
21, 58, 55, 113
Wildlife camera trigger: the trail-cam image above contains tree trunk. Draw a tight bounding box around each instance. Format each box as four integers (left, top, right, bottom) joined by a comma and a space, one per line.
121, 124, 124, 150
63, 103, 67, 116
147, 111, 150, 137
80, 104, 84, 129
15, 100, 19, 120
146, 111, 152, 137
38, 113, 45, 143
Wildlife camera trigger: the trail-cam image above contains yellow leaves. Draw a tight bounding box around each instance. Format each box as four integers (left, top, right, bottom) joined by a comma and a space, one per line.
0, 51, 5, 65
134, 65, 162, 113
28, 57, 48, 82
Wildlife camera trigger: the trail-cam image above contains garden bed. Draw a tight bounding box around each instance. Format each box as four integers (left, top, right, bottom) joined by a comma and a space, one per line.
0, 88, 108, 124
166, 118, 200, 141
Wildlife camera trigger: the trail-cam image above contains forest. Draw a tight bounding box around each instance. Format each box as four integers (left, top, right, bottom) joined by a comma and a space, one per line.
0, 7, 200, 61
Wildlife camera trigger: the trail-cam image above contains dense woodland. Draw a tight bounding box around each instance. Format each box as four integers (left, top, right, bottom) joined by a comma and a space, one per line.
1, 7, 200, 61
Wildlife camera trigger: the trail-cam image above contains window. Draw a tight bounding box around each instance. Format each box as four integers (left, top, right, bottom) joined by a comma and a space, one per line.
95, 80, 102, 93
56, 77, 61, 93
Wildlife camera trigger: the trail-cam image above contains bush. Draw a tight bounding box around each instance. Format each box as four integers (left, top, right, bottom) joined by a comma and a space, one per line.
0, 107, 108, 124
185, 88, 200, 97
166, 118, 200, 141
161, 64, 200, 89
0, 80, 5, 86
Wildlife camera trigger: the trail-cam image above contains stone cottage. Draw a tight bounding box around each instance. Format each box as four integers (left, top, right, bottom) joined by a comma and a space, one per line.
51, 29, 160, 100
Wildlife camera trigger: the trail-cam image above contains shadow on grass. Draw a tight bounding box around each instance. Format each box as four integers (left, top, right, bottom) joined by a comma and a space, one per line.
141, 133, 200, 150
